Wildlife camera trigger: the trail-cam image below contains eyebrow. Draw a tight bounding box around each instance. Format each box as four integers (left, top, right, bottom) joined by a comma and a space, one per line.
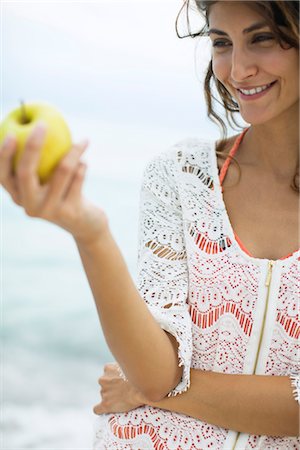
208, 21, 269, 36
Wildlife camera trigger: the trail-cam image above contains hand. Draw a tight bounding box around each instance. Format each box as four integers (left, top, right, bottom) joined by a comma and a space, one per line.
93, 363, 146, 415
0, 124, 108, 245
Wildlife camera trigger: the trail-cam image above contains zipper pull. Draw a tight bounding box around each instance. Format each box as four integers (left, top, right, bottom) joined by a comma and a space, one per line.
265, 260, 274, 287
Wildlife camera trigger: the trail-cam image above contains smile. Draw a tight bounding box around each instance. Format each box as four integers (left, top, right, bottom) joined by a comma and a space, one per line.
237, 81, 277, 100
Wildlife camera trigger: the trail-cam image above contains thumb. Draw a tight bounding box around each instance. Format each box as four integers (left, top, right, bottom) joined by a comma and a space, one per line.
93, 403, 104, 415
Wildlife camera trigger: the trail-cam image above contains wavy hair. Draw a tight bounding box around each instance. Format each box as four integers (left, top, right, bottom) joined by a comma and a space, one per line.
175, 0, 299, 191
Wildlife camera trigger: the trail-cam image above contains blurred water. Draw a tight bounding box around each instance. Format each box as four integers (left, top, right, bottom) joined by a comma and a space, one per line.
1, 111, 219, 448
1, 153, 142, 448
2, 173, 121, 449
1, 1, 222, 446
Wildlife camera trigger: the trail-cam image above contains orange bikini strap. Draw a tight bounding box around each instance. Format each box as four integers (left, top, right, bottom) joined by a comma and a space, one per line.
219, 127, 250, 187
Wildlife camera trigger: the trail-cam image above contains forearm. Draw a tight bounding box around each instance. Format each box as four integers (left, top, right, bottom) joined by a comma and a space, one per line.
146, 369, 299, 436
75, 225, 181, 400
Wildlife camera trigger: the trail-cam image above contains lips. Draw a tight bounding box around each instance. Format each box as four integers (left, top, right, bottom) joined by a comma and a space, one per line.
239, 83, 271, 95
236, 81, 277, 100
237, 81, 277, 95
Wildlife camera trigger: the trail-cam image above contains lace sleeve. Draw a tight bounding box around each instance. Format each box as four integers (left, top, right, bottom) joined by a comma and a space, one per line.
135, 150, 192, 397
290, 375, 300, 404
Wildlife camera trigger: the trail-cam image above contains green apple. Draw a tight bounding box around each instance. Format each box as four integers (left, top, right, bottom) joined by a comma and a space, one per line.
0, 101, 72, 184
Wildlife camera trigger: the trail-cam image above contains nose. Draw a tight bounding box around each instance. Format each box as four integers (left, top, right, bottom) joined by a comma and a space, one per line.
230, 45, 258, 82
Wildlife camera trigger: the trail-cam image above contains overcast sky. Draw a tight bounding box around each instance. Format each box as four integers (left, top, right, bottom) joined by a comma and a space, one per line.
1, 1, 219, 138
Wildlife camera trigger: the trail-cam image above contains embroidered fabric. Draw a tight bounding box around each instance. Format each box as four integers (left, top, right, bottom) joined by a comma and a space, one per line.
94, 137, 300, 450
219, 128, 300, 406
290, 375, 300, 404
136, 153, 193, 396
116, 152, 193, 396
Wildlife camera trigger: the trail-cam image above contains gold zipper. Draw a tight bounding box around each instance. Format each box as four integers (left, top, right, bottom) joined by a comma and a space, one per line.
253, 260, 274, 373
232, 432, 239, 450
232, 260, 275, 450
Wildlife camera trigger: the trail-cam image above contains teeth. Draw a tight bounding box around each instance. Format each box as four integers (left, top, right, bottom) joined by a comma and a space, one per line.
239, 83, 271, 96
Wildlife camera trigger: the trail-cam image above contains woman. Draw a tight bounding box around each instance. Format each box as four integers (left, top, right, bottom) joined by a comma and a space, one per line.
92, 1, 300, 448
0, 0, 299, 449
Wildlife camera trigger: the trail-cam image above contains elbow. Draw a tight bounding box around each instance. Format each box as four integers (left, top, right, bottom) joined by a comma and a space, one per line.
140, 376, 180, 402
141, 368, 182, 402
141, 387, 168, 403
138, 380, 176, 403
130, 361, 183, 403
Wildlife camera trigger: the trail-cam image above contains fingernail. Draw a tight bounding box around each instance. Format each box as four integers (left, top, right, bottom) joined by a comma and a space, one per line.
36, 120, 46, 129
35, 121, 47, 135
79, 138, 89, 147
4, 134, 15, 146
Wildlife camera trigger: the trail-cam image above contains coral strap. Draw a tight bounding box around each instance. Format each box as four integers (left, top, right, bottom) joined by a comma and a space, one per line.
219, 127, 250, 187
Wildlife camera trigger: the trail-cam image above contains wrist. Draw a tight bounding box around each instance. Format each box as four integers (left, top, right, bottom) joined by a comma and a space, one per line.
133, 388, 149, 408
74, 227, 111, 252
73, 204, 111, 250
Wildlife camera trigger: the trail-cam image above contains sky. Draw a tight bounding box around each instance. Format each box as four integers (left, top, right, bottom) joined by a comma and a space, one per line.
1, 0, 219, 138
0, 0, 230, 253
0, 4, 217, 447
0, 0, 235, 263
0, 4, 241, 446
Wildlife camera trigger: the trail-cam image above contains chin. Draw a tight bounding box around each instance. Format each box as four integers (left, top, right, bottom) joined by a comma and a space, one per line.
240, 117, 266, 126
238, 110, 275, 126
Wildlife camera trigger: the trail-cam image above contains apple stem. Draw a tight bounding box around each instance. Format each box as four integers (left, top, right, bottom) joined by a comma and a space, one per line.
20, 99, 29, 124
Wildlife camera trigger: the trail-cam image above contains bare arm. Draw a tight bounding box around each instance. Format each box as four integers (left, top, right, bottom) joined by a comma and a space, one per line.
0, 127, 187, 401
95, 364, 299, 437
75, 229, 182, 400
146, 369, 299, 436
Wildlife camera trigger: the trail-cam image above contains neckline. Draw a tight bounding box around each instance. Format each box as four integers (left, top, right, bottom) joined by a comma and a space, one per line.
213, 128, 300, 263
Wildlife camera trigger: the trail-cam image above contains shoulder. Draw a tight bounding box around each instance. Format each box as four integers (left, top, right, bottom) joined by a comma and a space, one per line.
142, 134, 240, 184
144, 137, 217, 174
215, 134, 241, 172
161, 134, 240, 169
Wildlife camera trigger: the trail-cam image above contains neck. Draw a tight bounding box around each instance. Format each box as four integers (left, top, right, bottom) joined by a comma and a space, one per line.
239, 107, 299, 181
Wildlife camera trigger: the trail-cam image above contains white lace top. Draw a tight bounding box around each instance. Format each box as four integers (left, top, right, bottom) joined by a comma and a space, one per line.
94, 133, 300, 450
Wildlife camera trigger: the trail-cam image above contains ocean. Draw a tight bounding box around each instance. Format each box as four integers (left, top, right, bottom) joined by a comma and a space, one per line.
1, 114, 219, 448
1, 1, 222, 446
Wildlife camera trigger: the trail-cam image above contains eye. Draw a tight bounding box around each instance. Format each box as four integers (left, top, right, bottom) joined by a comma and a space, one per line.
252, 34, 275, 43
211, 34, 275, 50
212, 40, 231, 48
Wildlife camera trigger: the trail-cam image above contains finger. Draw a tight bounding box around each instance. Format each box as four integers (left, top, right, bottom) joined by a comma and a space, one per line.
93, 402, 113, 414
40, 141, 88, 214
0, 135, 21, 204
0, 134, 16, 177
16, 123, 46, 212
93, 404, 105, 415
104, 362, 118, 372
98, 375, 106, 385
63, 161, 87, 204
98, 378, 110, 388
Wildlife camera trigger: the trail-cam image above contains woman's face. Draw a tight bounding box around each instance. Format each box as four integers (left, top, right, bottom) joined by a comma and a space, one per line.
208, 1, 299, 126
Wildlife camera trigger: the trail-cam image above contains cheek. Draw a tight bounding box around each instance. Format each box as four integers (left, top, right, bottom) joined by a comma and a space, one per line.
260, 47, 298, 79
212, 55, 229, 83
284, 53, 299, 88
259, 54, 282, 72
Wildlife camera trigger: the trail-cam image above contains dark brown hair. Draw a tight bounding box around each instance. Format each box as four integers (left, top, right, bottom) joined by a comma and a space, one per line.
176, 0, 299, 192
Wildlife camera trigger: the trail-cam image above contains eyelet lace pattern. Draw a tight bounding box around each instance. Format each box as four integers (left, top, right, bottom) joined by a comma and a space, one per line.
94, 139, 300, 449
